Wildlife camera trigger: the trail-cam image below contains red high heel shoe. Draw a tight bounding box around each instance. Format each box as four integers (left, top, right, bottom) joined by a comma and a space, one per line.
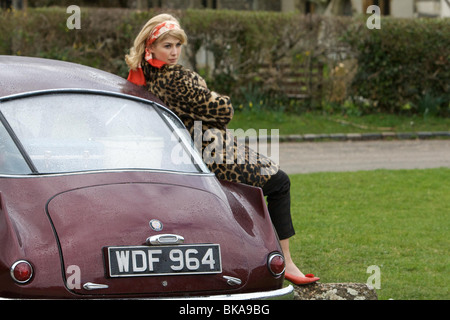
284, 273, 320, 285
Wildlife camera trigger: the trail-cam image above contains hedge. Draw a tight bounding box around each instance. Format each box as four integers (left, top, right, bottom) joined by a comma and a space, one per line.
0, 7, 448, 116
344, 17, 450, 116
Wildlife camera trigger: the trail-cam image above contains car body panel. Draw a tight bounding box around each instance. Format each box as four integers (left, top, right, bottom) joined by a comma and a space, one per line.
47, 181, 249, 296
0, 55, 162, 103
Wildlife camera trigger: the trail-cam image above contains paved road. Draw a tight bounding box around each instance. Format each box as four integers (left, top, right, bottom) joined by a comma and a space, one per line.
275, 139, 450, 174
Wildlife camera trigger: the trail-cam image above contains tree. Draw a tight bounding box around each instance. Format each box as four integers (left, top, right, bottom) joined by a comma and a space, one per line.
324, 0, 353, 16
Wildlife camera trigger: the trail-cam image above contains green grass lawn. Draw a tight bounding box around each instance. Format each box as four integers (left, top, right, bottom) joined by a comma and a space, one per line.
287, 168, 449, 300
229, 110, 450, 135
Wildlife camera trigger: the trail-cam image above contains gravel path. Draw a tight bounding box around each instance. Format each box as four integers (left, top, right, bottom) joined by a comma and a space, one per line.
276, 139, 450, 174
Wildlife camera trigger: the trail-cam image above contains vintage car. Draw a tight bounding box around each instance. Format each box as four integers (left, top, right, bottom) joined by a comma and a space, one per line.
0, 55, 293, 300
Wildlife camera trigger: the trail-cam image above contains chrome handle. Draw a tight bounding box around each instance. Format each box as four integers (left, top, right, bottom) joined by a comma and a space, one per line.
223, 276, 242, 286
83, 282, 109, 291
146, 234, 185, 245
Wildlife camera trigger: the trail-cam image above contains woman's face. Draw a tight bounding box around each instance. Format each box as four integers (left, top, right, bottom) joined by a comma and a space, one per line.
150, 35, 182, 65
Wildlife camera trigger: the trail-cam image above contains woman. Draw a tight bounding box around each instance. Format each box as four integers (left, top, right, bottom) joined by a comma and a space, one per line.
125, 13, 319, 285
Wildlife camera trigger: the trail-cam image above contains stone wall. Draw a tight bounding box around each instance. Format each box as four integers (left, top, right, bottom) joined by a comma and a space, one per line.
293, 283, 378, 300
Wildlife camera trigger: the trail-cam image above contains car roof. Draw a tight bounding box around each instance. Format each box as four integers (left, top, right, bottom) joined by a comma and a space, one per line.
0, 55, 162, 103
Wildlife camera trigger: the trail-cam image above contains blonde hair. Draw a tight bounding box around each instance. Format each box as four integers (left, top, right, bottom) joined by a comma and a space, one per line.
125, 14, 188, 70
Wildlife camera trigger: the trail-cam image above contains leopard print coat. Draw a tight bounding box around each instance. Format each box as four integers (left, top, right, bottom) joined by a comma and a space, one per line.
142, 62, 279, 188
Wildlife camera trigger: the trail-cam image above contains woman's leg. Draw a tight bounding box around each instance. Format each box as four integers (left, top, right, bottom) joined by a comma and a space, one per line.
262, 170, 295, 239
280, 239, 305, 277
262, 170, 304, 276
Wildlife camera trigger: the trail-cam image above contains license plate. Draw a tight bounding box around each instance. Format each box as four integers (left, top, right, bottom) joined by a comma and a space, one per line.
105, 244, 222, 277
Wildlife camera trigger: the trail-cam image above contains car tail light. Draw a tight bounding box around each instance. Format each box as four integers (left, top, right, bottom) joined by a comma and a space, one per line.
10, 260, 34, 284
268, 253, 285, 277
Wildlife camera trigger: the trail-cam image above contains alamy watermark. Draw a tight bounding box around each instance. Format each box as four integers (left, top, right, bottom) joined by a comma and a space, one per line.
66, 5, 81, 30
67, 264, 382, 291
171, 121, 280, 176
366, 265, 381, 289
66, 265, 81, 289
367, 5, 381, 30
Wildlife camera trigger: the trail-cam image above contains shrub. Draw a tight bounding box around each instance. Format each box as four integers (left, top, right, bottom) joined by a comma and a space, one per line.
1, 7, 134, 72
343, 17, 450, 116
180, 10, 328, 96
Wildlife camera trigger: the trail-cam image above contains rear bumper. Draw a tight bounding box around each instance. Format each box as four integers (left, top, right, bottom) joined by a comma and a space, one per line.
1, 285, 295, 300
168, 285, 295, 300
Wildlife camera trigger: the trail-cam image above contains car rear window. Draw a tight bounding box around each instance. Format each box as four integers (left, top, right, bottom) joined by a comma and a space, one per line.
0, 121, 32, 174
0, 93, 208, 175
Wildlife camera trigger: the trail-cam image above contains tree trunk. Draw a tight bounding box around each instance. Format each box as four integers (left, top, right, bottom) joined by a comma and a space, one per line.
325, 0, 347, 16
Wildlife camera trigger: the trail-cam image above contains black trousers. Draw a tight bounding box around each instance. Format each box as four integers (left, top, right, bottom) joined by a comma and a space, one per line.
262, 170, 295, 240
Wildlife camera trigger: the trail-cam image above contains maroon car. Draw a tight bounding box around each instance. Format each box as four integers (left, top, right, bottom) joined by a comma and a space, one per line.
0, 56, 293, 300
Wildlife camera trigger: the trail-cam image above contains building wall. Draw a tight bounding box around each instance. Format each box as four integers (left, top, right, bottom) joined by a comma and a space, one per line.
352, 0, 449, 17
442, 0, 450, 17
281, 0, 296, 12
416, 0, 446, 17
217, 0, 281, 11
352, 0, 415, 17
391, 0, 415, 17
